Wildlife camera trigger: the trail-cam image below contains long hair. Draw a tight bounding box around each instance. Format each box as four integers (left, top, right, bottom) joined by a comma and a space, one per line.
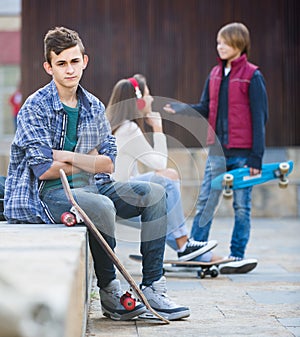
106, 74, 147, 134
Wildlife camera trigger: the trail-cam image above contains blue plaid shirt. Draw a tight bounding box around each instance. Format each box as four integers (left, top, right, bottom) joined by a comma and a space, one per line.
4, 80, 116, 223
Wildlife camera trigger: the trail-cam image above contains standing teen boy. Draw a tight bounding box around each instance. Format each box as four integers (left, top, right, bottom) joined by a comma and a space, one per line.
164, 22, 268, 273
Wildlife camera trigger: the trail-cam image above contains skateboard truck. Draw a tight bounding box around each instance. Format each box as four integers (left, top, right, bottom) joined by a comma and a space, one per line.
198, 265, 219, 279
277, 162, 290, 188
61, 206, 84, 227
222, 173, 234, 199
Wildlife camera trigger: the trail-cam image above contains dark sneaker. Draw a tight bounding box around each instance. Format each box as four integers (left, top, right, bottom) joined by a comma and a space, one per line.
100, 279, 147, 320
219, 257, 258, 274
140, 276, 190, 320
177, 239, 218, 261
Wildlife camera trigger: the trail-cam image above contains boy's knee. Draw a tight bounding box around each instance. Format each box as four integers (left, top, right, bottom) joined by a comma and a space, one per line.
80, 195, 116, 237
156, 168, 179, 181
166, 168, 179, 180
148, 183, 166, 204
97, 195, 115, 213
76, 193, 115, 218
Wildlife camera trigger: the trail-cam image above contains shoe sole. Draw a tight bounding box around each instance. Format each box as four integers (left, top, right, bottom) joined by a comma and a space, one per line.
102, 303, 147, 321
219, 261, 258, 274
139, 308, 190, 321
178, 240, 218, 261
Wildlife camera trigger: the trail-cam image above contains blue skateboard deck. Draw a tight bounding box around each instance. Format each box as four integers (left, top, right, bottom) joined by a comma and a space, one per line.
211, 160, 294, 198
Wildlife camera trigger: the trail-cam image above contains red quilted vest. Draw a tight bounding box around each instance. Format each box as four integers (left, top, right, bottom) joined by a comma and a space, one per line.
207, 54, 258, 148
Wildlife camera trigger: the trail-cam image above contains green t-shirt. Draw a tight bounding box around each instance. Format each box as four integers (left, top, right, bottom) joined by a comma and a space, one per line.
43, 102, 89, 191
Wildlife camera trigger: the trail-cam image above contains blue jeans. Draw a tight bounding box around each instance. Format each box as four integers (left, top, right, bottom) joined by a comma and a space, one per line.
0, 176, 5, 198
127, 172, 188, 251
191, 156, 252, 258
41, 180, 167, 288
0, 176, 5, 221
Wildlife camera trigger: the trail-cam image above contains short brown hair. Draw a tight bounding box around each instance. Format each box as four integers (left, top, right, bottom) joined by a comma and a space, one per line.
217, 22, 251, 56
44, 26, 85, 64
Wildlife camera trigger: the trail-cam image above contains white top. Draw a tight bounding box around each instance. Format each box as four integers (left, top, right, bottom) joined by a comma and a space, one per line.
113, 120, 168, 181
224, 67, 231, 76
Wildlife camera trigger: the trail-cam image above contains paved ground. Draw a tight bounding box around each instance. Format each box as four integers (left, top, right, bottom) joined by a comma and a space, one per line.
85, 217, 300, 337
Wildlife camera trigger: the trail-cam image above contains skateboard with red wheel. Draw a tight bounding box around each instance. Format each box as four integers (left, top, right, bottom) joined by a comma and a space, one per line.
59, 169, 169, 324
129, 254, 234, 279
211, 160, 294, 199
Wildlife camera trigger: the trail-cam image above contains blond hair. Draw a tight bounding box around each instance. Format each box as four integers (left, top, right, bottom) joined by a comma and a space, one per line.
217, 22, 251, 56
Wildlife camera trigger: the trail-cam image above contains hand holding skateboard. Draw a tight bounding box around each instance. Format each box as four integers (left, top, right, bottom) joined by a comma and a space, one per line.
212, 160, 294, 199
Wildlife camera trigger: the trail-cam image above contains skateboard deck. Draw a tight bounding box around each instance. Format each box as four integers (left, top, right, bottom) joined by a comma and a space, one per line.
211, 160, 294, 198
59, 169, 169, 324
129, 254, 233, 279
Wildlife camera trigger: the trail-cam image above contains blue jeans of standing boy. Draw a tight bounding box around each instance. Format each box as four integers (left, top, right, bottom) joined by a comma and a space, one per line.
41, 180, 167, 288
190, 155, 252, 259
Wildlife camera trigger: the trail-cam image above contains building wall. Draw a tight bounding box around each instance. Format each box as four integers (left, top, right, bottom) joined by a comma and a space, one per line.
0, 0, 21, 136
19, 0, 300, 147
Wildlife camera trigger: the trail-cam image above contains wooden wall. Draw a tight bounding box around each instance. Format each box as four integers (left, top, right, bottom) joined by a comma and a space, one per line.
21, 0, 299, 147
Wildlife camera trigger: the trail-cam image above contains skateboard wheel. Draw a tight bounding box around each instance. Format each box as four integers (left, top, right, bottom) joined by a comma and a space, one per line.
279, 162, 290, 174
61, 212, 76, 226
210, 266, 219, 278
279, 179, 289, 189
120, 292, 136, 311
223, 189, 233, 199
199, 271, 205, 279
224, 173, 234, 183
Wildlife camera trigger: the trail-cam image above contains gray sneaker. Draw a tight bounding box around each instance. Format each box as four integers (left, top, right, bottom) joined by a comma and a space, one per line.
141, 276, 190, 320
100, 279, 147, 320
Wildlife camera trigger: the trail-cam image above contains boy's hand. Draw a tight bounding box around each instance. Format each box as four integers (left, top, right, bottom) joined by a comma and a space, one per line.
52, 149, 69, 162
163, 104, 176, 114
88, 148, 99, 156
249, 167, 261, 176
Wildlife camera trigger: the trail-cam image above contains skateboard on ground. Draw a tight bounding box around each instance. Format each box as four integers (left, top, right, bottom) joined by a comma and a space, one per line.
211, 160, 294, 199
59, 169, 169, 324
129, 254, 233, 279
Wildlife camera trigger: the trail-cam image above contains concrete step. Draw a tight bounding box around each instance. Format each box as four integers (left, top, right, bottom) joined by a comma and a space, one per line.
0, 223, 93, 337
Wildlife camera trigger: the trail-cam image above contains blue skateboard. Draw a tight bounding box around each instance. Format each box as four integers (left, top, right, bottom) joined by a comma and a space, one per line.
211, 160, 294, 198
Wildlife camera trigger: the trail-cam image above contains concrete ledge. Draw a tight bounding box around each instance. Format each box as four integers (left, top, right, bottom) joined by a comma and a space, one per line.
0, 223, 92, 337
